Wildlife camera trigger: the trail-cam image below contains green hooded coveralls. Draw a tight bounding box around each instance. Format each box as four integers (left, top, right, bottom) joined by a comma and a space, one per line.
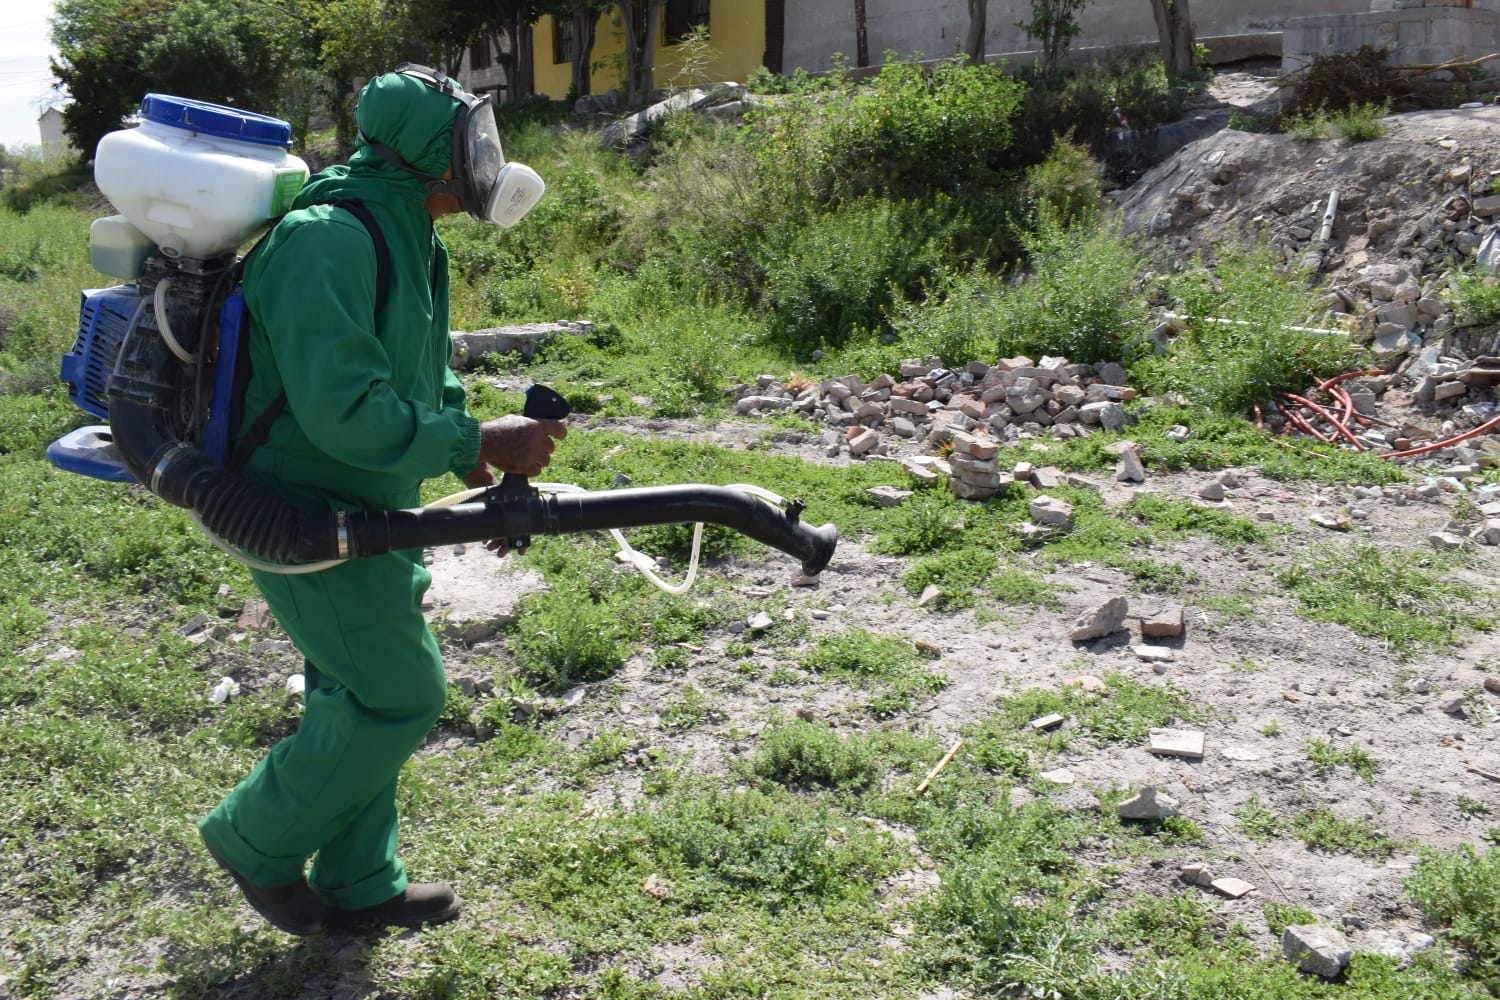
199, 73, 482, 911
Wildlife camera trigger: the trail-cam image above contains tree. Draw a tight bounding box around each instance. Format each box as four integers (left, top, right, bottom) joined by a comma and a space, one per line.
615, 0, 665, 105
139, 0, 283, 112
963, 0, 987, 65
1148, 0, 1196, 78
1016, 0, 1088, 76
300, 0, 428, 152
51, 0, 173, 159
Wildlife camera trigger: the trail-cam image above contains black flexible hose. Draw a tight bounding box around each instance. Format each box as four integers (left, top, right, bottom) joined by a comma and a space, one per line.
106, 323, 838, 576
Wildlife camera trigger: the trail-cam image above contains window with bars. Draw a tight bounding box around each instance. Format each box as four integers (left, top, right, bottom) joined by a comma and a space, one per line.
553, 15, 577, 65
664, 0, 710, 44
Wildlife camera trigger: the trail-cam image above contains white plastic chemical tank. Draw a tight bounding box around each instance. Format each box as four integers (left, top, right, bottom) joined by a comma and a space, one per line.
93, 94, 308, 261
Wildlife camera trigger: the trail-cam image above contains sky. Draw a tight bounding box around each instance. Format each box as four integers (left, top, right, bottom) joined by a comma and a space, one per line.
0, 0, 62, 150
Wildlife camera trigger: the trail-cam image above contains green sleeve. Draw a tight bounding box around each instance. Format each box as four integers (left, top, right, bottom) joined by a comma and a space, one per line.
441, 365, 483, 479
248, 218, 480, 482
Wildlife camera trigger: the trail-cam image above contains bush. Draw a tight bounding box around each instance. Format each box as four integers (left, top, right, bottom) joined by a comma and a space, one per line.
994, 212, 1148, 364
511, 590, 627, 689
1132, 241, 1361, 415
867, 268, 1010, 372
1406, 844, 1500, 967
1330, 100, 1390, 142
760, 197, 950, 356
1025, 138, 1102, 231
1448, 263, 1500, 327
1006, 57, 1186, 173
747, 55, 1025, 207
749, 719, 880, 791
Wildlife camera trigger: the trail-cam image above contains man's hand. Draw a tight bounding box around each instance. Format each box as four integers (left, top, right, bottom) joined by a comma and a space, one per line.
462, 466, 497, 490
477, 414, 568, 476
470, 415, 567, 558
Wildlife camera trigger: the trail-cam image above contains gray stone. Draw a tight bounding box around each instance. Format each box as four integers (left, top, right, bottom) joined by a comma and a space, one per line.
1147, 728, 1205, 759
1282, 924, 1352, 979
866, 486, 913, 508
1068, 596, 1129, 641
1030, 495, 1075, 527
1115, 448, 1147, 483
1117, 785, 1180, 820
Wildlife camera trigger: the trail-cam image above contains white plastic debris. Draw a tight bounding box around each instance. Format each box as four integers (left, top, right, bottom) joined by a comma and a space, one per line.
208, 677, 241, 704
284, 674, 306, 695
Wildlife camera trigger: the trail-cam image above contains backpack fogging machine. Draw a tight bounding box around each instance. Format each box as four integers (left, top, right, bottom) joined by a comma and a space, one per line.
48, 94, 837, 581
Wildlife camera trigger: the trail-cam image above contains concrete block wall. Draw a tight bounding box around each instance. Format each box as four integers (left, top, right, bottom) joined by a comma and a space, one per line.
781, 0, 1373, 75
1284, 7, 1500, 74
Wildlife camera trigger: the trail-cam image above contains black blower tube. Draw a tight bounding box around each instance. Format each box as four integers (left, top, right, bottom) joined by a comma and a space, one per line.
105, 325, 838, 576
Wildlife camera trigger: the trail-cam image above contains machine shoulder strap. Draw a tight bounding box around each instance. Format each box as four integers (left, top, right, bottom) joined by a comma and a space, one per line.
227, 200, 392, 473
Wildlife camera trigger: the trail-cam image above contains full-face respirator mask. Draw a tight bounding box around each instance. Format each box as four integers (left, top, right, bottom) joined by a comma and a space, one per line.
360, 63, 545, 227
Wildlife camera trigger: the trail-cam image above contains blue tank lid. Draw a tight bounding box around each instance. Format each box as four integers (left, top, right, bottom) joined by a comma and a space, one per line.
138, 94, 293, 148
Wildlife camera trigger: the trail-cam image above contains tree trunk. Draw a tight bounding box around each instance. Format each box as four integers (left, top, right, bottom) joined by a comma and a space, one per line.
570, 10, 597, 98
497, 9, 521, 102
1149, 0, 1196, 77
963, 0, 986, 64
619, 0, 663, 104
640, 0, 661, 101
514, 21, 535, 100
854, 0, 869, 68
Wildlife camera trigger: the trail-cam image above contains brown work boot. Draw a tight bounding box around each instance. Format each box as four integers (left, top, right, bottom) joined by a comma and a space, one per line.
208, 849, 324, 936
326, 882, 461, 931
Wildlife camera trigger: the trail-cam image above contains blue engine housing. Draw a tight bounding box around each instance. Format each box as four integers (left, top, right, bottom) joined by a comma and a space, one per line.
51, 281, 248, 482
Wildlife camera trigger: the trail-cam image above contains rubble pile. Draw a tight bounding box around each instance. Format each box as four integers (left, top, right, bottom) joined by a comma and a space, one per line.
728, 355, 1140, 498
1116, 110, 1500, 364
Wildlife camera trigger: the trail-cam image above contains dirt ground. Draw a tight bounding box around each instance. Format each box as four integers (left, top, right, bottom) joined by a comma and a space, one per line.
413, 79, 1500, 971
169, 74, 1500, 992
411, 394, 1500, 972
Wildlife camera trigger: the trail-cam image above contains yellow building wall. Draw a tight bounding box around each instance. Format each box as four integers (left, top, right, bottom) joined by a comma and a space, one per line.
533, 1, 766, 101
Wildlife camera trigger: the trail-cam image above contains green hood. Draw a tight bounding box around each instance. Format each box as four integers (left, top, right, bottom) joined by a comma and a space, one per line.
298, 70, 463, 209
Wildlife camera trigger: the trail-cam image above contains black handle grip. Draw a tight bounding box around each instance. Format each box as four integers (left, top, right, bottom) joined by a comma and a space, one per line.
497, 383, 572, 550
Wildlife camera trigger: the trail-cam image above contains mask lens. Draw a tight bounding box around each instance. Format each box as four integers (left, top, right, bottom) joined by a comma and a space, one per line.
463, 101, 504, 213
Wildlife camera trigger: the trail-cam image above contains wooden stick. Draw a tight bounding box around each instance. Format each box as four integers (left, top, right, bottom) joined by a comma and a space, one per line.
915, 739, 964, 795
1468, 766, 1500, 783
1395, 52, 1500, 80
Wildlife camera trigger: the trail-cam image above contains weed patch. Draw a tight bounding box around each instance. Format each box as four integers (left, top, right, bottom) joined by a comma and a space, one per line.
1277, 544, 1481, 655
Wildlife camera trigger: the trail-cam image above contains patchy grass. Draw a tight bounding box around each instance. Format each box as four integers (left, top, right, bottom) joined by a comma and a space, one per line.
1276, 544, 1488, 655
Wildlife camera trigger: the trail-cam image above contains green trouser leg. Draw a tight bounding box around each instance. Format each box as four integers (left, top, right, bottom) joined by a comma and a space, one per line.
199, 549, 447, 911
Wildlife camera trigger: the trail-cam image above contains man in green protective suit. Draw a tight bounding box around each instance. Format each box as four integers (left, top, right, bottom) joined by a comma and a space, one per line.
198, 66, 564, 935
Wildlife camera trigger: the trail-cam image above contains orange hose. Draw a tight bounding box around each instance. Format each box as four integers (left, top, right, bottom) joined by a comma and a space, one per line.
1276, 401, 1333, 443
1280, 392, 1364, 451
1380, 412, 1500, 460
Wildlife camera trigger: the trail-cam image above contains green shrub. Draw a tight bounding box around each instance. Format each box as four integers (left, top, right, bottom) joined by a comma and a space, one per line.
1227, 108, 1265, 133
511, 590, 628, 689
1025, 138, 1101, 231
749, 718, 880, 791
994, 213, 1148, 364
1131, 241, 1361, 415
760, 197, 950, 355
1406, 844, 1500, 966
850, 267, 1009, 374
1447, 263, 1500, 327
1330, 100, 1389, 142
872, 490, 967, 555
1283, 106, 1333, 143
